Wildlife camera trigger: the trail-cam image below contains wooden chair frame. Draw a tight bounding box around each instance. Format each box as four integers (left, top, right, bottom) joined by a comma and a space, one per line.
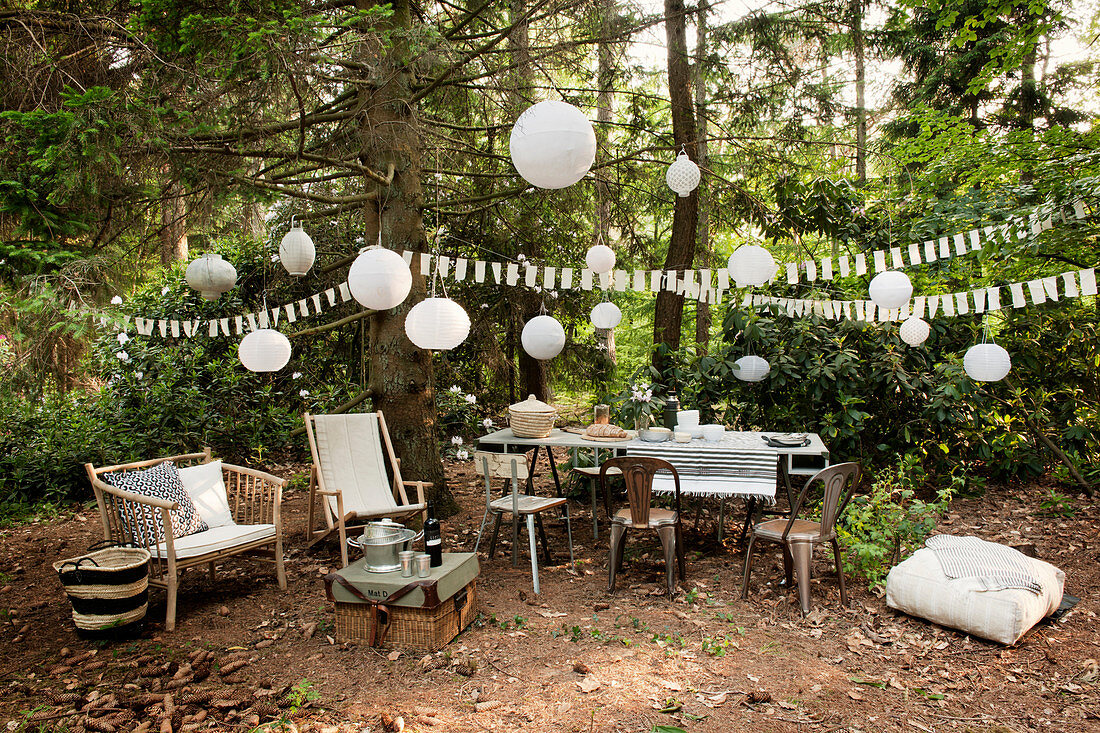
85, 449, 286, 632
303, 411, 430, 567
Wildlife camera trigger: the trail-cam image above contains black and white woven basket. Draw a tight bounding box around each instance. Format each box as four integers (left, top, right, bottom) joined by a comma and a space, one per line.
54, 546, 151, 638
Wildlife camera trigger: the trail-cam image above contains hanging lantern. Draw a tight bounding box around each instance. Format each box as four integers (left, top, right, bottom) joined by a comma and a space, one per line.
899, 316, 930, 346
585, 244, 616, 274
665, 151, 701, 197
238, 329, 292, 372
521, 315, 566, 360
185, 253, 236, 300
279, 219, 315, 276
509, 100, 597, 189
348, 248, 412, 310
405, 297, 471, 350
726, 245, 777, 287
869, 270, 913, 310
964, 343, 1011, 382
590, 302, 622, 330
734, 355, 770, 382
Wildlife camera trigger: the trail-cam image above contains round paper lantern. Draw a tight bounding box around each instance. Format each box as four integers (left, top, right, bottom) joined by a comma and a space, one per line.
734, 355, 770, 382
869, 270, 913, 310
521, 315, 566, 360
665, 151, 701, 197
585, 244, 616, 274
185, 253, 236, 300
238, 329, 291, 372
279, 221, 315, 276
590, 302, 622, 330
964, 343, 1011, 382
509, 100, 596, 189
899, 316, 930, 346
405, 297, 471, 350
726, 245, 777, 287
348, 248, 412, 310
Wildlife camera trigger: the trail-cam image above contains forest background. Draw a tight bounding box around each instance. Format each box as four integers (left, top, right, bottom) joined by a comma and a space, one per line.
1, 0, 1097, 567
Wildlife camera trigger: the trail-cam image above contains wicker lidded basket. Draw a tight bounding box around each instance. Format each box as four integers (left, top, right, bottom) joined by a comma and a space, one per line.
508, 394, 557, 438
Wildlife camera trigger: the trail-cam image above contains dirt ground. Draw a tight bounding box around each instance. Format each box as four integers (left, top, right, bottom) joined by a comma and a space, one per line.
1, 457, 1098, 733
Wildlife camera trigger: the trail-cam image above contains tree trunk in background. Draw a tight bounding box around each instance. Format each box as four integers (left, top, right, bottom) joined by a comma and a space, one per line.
356, 0, 450, 513
653, 0, 698, 376
850, 0, 866, 182
595, 0, 618, 365
693, 0, 711, 356
160, 181, 188, 265
508, 0, 550, 401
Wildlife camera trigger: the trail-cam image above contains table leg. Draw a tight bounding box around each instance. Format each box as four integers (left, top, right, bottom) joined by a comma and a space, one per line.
546, 446, 564, 498
738, 497, 758, 546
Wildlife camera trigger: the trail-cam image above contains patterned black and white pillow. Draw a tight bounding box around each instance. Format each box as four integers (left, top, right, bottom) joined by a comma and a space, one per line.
103, 461, 208, 543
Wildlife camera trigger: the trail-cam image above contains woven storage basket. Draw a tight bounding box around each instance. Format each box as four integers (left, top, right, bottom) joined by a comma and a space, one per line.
508, 394, 557, 438
54, 546, 150, 638
335, 581, 478, 652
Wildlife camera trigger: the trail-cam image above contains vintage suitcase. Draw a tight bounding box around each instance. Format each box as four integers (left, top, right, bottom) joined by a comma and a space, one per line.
325, 552, 479, 652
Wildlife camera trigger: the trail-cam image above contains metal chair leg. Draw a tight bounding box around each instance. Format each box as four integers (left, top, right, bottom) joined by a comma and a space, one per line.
831, 538, 848, 607
791, 541, 813, 615
740, 535, 757, 599
674, 520, 685, 580
781, 543, 794, 586
657, 525, 676, 595
564, 504, 574, 566
535, 512, 552, 565
474, 506, 491, 554
590, 479, 599, 540
527, 514, 540, 594
511, 513, 520, 568
608, 523, 626, 593
488, 513, 502, 559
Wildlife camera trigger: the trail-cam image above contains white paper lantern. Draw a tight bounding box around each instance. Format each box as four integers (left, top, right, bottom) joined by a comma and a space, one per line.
734, 355, 770, 382
405, 297, 471, 350
590, 302, 622, 330
964, 343, 1011, 382
665, 151, 701, 197
509, 100, 597, 189
899, 316, 930, 346
348, 248, 412, 310
585, 244, 616, 274
869, 270, 913, 310
726, 245, 777, 287
185, 253, 236, 300
279, 221, 315, 276
521, 315, 566, 360
238, 329, 291, 372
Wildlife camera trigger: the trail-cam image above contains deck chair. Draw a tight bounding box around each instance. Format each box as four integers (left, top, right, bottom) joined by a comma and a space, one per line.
304, 411, 430, 567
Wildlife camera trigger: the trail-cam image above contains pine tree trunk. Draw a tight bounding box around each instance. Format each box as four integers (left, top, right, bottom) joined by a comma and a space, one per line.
850, 0, 866, 182
356, 0, 449, 513
160, 180, 188, 265
653, 0, 698, 375
694, 0, 711, 356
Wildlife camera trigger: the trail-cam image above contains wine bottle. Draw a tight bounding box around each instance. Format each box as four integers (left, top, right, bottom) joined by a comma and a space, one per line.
424, 502, 443, 567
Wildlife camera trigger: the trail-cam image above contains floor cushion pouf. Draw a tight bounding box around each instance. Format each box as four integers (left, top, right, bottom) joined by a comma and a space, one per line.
886, 546, 1064, 644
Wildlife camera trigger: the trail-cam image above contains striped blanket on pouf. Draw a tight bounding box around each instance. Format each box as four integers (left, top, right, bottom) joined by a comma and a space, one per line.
925, 534, 1043, 594
624, 443, 779, 500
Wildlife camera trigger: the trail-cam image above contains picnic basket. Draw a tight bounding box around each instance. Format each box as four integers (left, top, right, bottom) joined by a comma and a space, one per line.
508, 394, 557, 438
54, 546, 150, 638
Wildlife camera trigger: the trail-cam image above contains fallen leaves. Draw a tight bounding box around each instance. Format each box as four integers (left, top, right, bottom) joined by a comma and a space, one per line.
576, 676, 602, 693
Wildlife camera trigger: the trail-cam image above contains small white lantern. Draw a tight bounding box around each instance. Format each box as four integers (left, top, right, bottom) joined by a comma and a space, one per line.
348, 248, 412, 310
869, 270, 913, 310
509, 100, 597, 189
185, 253, 237, 300
238, 329, 292, 372
734, 355, 770, 382
964, 343, 1011, 382
405, 297, 471, 350
590, 302, 622, 330
665, 151, 701, 197
279, 220, 315, 276
726, 245, 777, 287
521, 315, 566, 360
899, 316, 931, 346
585, 244, 616, 274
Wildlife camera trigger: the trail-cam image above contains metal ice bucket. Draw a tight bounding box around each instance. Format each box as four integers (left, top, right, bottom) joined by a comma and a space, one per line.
347, 521, 423, 573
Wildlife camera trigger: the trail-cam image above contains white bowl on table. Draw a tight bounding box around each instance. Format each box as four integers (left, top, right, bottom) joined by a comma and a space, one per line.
640, 427, 672, 442
701, 424, 725, 442
673, 431, 692, 443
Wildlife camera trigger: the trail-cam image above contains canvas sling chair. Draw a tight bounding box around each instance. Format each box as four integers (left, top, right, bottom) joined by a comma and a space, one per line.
304, 411, 430, 567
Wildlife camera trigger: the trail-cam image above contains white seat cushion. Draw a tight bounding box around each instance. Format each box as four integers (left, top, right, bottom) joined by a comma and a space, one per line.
153, 524, 276, 559
886, 546, 1064, 645
489, 495, 566, 515
178, 461, 235, 529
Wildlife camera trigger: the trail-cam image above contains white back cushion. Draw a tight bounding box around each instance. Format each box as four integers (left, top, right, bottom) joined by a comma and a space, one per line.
178, 461, 235, 529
